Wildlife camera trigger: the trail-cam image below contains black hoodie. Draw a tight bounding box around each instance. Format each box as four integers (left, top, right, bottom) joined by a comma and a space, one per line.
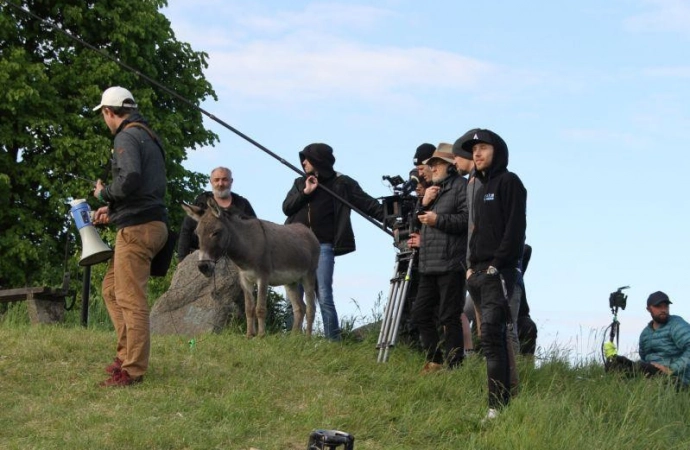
283, 143, 383, 256
462, 129, 527, 270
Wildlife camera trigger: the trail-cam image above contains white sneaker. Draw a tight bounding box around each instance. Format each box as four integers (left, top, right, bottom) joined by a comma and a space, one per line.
483, 408, 499, 423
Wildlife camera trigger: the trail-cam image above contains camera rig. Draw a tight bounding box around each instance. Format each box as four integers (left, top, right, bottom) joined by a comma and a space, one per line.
602, 285, 629, 364
376, 173, 424, 362
380, 173, 420, 252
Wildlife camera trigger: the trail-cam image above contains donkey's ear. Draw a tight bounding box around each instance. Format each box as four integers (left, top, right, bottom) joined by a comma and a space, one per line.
182, 202, 203, 221
207, 198, 222, 218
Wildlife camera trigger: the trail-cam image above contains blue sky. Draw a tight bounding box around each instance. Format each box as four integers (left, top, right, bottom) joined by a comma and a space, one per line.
162, 0, 690, 362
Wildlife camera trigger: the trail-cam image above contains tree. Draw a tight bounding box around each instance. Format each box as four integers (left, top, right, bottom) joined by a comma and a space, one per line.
0, 0, 217, 287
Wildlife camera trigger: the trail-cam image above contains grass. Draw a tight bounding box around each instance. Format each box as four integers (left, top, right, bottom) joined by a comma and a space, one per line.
1, 318, 689, 450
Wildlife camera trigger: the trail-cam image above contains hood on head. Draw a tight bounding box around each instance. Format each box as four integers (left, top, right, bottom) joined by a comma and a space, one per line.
460, 128, 509, 171
299, 143, 335, 176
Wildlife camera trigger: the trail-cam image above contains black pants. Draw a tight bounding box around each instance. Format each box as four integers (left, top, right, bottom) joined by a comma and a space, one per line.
467, 269, 516, 409
411, 271, 465, 367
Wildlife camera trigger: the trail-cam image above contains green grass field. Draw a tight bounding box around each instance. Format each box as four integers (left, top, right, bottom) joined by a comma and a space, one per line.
0, 318, 688, 450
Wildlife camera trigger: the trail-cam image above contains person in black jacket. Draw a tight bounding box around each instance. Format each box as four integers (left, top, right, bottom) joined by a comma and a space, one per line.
91, 86, 168, 387
283, 143, 383, 341
408, 144, 468, 372
462, 129, 527, 420
177, 166, 256, 260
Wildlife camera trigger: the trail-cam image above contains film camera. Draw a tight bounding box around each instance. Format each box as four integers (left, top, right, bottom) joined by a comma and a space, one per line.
609, 286, 629, 311
381, 171, 424, 251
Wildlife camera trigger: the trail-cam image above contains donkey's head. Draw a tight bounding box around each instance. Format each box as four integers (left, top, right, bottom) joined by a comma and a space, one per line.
182, 199, 231, 277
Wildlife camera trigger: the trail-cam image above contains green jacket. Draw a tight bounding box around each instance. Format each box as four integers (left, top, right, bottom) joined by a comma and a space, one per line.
639, 315, 690, 385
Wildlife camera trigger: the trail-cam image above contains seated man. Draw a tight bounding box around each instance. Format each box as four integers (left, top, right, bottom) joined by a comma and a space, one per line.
605, 291, 690, 388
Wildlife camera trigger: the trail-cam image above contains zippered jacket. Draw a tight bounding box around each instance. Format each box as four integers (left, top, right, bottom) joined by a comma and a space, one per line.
639, 315, 690, 385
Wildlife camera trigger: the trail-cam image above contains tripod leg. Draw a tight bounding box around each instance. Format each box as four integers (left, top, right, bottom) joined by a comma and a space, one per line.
376, 258, 402, 358
380, 250, 416, 363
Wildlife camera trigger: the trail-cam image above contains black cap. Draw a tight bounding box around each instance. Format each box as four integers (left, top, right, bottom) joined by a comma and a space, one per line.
460, 128, 507, 153
413, 143, 435, 166
452, 128, 479, 160
647, 291, 672, 307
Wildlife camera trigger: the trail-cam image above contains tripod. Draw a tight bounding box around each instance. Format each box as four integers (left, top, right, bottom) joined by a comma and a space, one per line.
376, 249, 416, 363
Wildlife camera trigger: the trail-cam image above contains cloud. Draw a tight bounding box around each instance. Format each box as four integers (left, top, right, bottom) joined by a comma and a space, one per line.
205, 40, 495, 103
164, 2, 500, 105
624, 0, 690, 35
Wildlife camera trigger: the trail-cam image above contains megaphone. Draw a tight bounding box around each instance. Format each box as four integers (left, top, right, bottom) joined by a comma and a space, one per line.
69, 199, 114, 266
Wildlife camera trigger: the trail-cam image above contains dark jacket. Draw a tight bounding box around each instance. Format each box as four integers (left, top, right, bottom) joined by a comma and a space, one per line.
177, 191, 256, 260
467, 131, 527, 270
417, 172, 468, 274
283, 143, 383, 256
639, 315, 690, 385
100, 113, 167, 229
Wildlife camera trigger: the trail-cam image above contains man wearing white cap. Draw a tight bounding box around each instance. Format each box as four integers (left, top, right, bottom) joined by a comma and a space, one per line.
91, 86, 168, 387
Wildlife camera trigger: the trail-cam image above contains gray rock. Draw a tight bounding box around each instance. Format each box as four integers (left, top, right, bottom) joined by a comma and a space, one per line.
150, 252, 244, 336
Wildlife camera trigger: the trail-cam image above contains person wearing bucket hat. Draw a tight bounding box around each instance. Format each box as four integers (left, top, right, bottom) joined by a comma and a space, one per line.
605, 291, 690, 387
91, 86, 169, 387
283, 143, 383, 341
408, 143, 469, 372
462, 128, 527, 419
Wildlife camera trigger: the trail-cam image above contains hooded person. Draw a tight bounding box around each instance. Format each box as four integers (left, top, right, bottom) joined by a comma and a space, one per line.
461, 128, 527, 420
282, 143, 383, 341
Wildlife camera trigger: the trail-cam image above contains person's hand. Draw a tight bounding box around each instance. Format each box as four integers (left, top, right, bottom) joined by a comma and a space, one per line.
417, 211, 437, 227
422, 185, 439, 206
303, 175, 318, 195
94, 179, 106, 201
407, 232, 421, 248
487, 266, 498, 276
650, 362, 672, 374
466, 268, 474, 280
92, 206, 110, 225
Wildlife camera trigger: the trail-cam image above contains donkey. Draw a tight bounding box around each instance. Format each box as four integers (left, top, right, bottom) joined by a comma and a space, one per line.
182, 199, 320, 338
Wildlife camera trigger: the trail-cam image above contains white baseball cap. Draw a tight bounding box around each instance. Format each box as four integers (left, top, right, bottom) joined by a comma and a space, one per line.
92, 86, 137, 111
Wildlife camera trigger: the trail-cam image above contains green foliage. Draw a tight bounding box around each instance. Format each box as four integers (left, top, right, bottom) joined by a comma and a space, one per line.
0, 0, 216, 288
0, 325, 688, 449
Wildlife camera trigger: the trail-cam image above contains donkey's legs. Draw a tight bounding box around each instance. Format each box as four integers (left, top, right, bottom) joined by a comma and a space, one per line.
302, 273, 317, 337
239, 276, 257, 338
285, 283, 305, 334
255, 279, 269, 338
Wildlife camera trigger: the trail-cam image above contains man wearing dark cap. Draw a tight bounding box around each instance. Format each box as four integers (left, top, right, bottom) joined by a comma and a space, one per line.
414, 143, 435, 186
605, 291, 690, 387
283, 143, 383, 341
461, 128, 527, 420
408, 143, 468, 372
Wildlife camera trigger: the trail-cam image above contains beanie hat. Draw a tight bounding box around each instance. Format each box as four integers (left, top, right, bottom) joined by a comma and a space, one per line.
414, 143, 436, 165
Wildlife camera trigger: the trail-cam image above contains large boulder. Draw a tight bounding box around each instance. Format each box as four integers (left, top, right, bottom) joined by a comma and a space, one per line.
150, 252, 244, 336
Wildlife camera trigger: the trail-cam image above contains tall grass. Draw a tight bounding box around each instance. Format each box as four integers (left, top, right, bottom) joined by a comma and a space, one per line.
0, 322, 688, 450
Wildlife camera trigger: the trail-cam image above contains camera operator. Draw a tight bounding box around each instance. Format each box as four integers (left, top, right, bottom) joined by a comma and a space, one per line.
408, 144, 468, 372
605, 291, 690, 388
414, 143, 436, 187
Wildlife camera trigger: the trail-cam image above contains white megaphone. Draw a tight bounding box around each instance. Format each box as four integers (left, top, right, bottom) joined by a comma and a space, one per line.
69, 199, 114, 266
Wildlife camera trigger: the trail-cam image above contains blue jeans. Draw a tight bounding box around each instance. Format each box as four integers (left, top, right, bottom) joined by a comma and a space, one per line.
315, 244, 340, 341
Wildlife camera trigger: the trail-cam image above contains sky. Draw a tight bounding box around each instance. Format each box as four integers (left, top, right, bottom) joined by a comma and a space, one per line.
160, 0, 690, 363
